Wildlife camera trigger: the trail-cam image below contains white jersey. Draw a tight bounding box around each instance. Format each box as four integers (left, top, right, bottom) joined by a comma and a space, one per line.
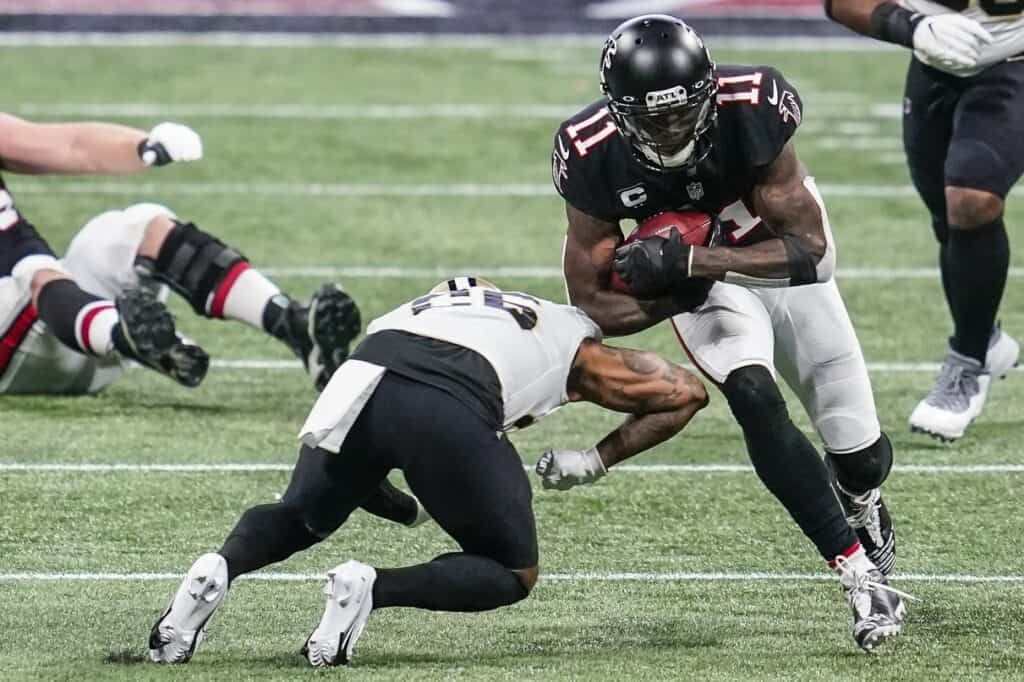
367, 287, 602, 429
903, 0, 1024, 75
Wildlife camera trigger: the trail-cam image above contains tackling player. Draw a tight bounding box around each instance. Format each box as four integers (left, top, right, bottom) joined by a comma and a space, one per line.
825, 0, 1022, 441
0, 114, 359, 394
554, 16, 906, 650
148, 277, 709, 666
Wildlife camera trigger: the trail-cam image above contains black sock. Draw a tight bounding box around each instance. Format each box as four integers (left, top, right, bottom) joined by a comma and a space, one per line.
261, 293, 308, 355
360, 480, 420, 526
35, 278, 122, 356
218, 503, 320, 582
723, 367, 858, 560
946, 219, 1009, 362
372, 553, 529, 612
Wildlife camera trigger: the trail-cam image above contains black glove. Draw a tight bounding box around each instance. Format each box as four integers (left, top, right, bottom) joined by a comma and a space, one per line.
612, 228, 692, 298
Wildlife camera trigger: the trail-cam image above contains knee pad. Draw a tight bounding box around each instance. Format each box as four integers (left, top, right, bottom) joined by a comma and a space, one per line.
825, 431, 893, 493
946, 139, 1014, 199
147, 221, 246, 316
722, 365, 787, 429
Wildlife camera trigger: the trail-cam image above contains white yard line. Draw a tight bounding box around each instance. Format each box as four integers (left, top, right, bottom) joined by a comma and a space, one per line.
8, 180, 930, 197
2, 463, 1022, 474
0, 570, 1017, 583
201, 359, 1017, 373
0, 32, 903, 50
257, 265, 1024, 279
12, 102, 895, 120
13, 103, 577, 119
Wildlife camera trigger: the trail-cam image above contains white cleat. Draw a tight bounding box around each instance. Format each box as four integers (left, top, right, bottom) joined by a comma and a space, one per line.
985, 327, 1020, 380
148, 553, 229, 664
303, 560, 376, 667
909, 346, 989, 442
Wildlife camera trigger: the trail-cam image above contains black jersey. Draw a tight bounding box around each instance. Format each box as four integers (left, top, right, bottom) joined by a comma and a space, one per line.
0, 173, 27, 231
552, 65, 803, 245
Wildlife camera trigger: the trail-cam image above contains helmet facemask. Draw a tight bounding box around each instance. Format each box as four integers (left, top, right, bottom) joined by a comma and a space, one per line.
606, 79, 718, 172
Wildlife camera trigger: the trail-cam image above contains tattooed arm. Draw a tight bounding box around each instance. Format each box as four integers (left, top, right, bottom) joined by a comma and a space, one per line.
536, 339, 707, 490
570, 339, 708, 465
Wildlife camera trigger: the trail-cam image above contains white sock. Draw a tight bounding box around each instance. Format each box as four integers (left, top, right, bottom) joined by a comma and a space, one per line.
74, 301, 119, 355
833, 545, 875, 575
216, 267, 281, 331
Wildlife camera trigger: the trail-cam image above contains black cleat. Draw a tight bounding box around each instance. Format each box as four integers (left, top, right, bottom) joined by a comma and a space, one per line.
836, 556, 911, 653
160, 336, 210, 388
269, 284, 361, 392
113, 289, 209, 388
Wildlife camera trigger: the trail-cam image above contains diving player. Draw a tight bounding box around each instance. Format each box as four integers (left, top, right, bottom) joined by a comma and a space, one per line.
148, 277, 709, 666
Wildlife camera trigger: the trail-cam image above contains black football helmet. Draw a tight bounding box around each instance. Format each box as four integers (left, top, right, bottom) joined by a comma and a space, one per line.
600, 15, 717, 172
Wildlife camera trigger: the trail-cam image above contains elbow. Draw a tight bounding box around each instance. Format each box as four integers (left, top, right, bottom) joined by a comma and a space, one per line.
810, 232, 835, 283
690, 376, 710, 412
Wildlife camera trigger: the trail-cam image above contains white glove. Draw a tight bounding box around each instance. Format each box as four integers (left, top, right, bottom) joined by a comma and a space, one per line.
140, 122, 203, 166
913, 13, 993, 74
535, 447, 606, 491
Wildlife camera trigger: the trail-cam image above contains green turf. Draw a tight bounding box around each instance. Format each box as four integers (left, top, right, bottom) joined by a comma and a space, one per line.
0, 43, 1022, 680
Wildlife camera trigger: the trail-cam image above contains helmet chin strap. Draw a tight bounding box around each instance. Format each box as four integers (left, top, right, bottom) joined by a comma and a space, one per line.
640, 139, 695, 169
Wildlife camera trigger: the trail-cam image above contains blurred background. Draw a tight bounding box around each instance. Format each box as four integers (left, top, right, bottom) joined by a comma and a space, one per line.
0, 0, 848, 36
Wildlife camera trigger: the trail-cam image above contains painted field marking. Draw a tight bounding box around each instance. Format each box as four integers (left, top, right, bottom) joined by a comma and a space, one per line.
2, 463, 1022, 474
200, 358, 1014, 372
256, 265, 1024, 279
11, 102, 897, 120
0, 33, 904, 50
9, 180, 930, 197
0, 571, 1019, 583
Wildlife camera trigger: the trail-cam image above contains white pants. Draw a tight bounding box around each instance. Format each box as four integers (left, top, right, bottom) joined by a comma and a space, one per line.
0, 203, 175, 395
671, 279, 881, 454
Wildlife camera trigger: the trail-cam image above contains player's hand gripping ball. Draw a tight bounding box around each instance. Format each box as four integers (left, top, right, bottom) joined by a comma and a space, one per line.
610, 210, 715, 311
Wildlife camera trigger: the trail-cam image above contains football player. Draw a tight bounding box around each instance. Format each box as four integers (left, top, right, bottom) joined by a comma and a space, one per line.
0, 114, 359, 394
554, 16, 905, 650
825, 2, 1022, 441
148, 277, 709, 667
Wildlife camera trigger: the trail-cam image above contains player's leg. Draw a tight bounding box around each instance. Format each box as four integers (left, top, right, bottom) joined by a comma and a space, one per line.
0, 221, 184, 386
60, 204, 209, 386
672, 286, 858, 564
134, 212, 360, 390
304, 373, 537, 666
769, 177, 905, 649
149, 434, 392, 664
907, 60, 1024, 440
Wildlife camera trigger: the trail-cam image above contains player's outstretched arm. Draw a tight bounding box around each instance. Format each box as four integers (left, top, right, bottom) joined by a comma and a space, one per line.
689, 142, 834, 288
563, 202, 680, 336
535, 339, 707, 490
825, 0, 991, 73
0, 113, 201, 175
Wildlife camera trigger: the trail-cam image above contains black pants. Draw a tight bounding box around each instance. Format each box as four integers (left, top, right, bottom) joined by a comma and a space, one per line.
903, 57, 1024, 226
283, 372, 538, 570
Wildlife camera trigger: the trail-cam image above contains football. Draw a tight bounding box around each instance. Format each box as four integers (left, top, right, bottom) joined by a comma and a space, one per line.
610, 210, 715, 293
